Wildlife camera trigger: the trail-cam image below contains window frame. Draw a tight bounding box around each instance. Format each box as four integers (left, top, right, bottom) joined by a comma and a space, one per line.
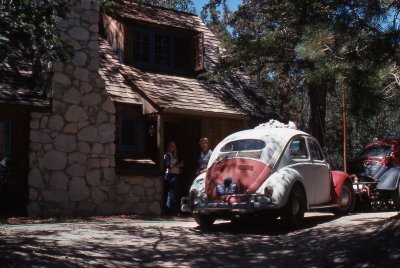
131, 28, 174, 69
0, 119, 11, 160
118, 115, 141, 153
307, 138, 325, 161
153, 32, 173, 67
132, 28, 152, 64
288, 137, 310, 161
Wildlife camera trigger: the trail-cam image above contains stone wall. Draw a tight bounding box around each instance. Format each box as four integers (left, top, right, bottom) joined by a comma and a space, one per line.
26, 0, 162, 217
115, 176, 162, 215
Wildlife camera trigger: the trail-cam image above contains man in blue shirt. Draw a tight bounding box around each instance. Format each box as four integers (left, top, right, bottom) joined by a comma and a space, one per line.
196, 137, 212, 176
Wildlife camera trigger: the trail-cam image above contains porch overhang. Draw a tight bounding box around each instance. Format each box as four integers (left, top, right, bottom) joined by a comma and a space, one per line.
163, 107, 251, 121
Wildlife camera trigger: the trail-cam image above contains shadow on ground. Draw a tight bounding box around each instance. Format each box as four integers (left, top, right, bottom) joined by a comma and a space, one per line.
0, 213, 399, 267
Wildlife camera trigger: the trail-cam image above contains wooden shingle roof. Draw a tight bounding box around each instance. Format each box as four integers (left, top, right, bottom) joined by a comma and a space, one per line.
99, 48, 142, 105
100, 39, 276, 118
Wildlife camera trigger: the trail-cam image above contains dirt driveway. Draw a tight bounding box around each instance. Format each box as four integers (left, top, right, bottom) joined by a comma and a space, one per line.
1, 212, 399, 267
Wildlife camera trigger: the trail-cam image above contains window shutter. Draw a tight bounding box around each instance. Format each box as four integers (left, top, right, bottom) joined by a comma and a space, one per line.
193, 32, 205, 72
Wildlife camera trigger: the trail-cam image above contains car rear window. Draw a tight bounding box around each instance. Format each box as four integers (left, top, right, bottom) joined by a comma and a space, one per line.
221, 139, 266, 152
216, 139, 266, 162
356, 145, 391, 158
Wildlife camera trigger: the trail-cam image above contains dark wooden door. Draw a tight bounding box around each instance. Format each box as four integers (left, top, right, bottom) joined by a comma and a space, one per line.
164, 118, 201, 205
178, 118, 201, 200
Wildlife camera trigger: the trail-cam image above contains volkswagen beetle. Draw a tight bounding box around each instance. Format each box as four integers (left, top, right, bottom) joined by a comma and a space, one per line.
181, 121, 355, 228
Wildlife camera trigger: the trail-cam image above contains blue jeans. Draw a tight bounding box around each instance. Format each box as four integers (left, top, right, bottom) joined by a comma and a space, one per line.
165, 173, 178, 214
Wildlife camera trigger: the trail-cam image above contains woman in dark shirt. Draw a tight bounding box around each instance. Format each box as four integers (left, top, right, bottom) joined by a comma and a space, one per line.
164, 141, 183, 215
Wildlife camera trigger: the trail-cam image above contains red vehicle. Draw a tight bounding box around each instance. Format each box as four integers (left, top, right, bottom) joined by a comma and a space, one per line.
348, 138, 400, 209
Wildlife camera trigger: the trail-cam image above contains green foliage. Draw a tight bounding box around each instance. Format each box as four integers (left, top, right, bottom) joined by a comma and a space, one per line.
0, 0, 71, 63
0, 0, 71, 91
137, 0, 195, 13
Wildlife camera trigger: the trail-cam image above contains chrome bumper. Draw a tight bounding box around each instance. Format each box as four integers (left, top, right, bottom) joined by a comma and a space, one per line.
181, 192, 274, 214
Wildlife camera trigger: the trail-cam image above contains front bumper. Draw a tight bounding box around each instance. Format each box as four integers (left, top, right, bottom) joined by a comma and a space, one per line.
181, 192, 275, 214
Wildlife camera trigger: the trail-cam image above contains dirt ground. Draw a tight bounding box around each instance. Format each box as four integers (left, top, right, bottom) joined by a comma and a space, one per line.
0, 212, 399, 267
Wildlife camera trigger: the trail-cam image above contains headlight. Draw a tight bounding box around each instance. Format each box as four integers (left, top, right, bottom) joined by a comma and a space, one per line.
264, 186, 273, 197
350, 174, 358, 183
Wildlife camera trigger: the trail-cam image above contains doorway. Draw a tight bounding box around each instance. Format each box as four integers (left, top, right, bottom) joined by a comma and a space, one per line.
164, 118, 201, 212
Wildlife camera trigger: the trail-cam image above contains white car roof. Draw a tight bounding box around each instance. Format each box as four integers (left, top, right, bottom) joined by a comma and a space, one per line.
208, 127, 310, 168
221, 128, 309, 143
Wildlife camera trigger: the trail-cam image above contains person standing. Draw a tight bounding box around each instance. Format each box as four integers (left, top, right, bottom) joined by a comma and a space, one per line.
196, 137, 212, 176
164, 141, 183, 215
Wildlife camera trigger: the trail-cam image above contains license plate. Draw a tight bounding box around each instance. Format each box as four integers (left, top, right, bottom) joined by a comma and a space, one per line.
216, 183, 238, 195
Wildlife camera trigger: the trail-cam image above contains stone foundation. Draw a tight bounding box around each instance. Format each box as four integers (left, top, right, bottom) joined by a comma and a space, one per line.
115, 176, 163, 215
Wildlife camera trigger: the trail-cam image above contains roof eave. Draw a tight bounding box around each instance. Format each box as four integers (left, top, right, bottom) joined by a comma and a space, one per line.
163, 107, 251, 120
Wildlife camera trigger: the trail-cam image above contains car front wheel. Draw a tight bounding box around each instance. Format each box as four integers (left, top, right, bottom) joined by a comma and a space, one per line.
334, 180, 356, 215
281, 184, 306, 228
193, 213, 216, 228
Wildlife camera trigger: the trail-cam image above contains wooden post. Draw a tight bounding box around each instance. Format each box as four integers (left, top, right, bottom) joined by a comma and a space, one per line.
157, 113, 164, 171
342, 79, 347, 172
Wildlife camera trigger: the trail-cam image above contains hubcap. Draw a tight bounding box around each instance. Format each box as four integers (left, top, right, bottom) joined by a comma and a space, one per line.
341, 188, 350, 208
292, 196, 300, 215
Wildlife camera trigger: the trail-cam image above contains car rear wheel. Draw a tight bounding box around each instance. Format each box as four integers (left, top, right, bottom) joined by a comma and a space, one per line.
193, 213, 216, 228
334, 180, 356, 215
281, 184, 306, 228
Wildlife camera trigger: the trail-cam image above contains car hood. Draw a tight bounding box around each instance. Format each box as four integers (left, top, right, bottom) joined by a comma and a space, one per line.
205, 158, 272, 201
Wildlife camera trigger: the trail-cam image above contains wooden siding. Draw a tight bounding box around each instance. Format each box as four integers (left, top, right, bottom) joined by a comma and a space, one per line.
200, 118, 247, 149
102, 14, 125, 61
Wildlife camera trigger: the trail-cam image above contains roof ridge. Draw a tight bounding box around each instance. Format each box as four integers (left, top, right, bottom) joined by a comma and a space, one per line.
120, 0, 198, 17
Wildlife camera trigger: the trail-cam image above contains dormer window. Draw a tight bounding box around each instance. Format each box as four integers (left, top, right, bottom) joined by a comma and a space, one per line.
132, 28, 174, 68
102, 14, 205, 73
130, 27, 203, 73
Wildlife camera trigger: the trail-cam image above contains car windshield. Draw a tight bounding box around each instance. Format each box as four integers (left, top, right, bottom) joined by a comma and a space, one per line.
356, 145, 391, 159
216, 139, 266, 162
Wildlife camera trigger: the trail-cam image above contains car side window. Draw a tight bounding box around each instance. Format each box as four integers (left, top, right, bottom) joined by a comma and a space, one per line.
308, 139, 324, 161
289, 138, 309, 160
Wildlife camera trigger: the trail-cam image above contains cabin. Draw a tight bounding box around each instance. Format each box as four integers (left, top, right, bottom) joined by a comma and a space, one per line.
0, 0, 277, 217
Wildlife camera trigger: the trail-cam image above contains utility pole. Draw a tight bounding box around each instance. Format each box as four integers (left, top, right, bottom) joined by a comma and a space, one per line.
342, 79, 347, 172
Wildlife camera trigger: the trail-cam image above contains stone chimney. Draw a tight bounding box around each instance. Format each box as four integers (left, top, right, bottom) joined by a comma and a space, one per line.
27, 0, 117, 217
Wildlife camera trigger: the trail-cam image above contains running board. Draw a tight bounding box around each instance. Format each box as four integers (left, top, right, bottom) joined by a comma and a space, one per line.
309, 203, 338, 210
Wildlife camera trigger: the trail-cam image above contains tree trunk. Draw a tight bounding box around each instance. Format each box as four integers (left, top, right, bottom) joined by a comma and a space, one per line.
300, 82, 327, 147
